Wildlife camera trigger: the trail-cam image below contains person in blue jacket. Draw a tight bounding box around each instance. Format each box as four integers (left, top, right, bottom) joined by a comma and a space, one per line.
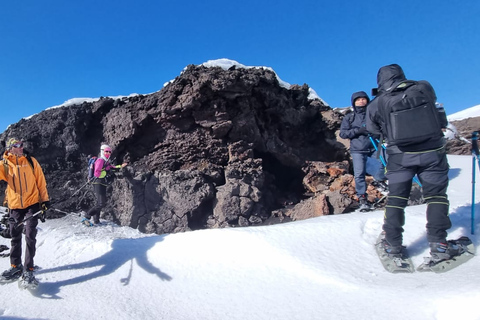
340, 91, 387, 211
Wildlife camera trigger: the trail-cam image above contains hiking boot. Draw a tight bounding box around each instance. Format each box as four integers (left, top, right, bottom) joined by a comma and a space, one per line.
1, 264, 23, 280
429, 242, 460, 263
81, 217, 93, 227
381, 239, 404, 258
358, 195, 372, 211
21, 268, 36, 284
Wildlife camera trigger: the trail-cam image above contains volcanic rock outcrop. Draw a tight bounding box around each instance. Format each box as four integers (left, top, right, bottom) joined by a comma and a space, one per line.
1, 63, 362, 234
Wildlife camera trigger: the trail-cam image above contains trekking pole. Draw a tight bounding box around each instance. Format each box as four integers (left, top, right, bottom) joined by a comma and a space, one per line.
70, 156, 115, 198
70, 180, 91, 198
15, 210, 44, 228
370, 136, 423, 187
15, 199, 59, 227
471, 131, 480, 235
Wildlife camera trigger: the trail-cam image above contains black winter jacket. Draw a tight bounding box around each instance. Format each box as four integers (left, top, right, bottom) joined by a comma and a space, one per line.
366, 64, 447, 154
340, 91, 375, 154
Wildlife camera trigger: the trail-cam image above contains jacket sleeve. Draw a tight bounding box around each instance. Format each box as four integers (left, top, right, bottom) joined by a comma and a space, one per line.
366, 99, 383, 137
32, 157, 49, 203
339, 113, 359, 139
0, 159, 6, 182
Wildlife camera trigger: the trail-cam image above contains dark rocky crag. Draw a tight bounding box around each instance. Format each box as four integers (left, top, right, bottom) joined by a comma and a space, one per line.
1, 64, 358, 234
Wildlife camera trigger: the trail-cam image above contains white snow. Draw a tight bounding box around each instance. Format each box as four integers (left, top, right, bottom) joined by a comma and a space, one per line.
448, 104, 480, 121
202, 58, 330, 106
1, 154, 479, 320
445, 104, 479, 142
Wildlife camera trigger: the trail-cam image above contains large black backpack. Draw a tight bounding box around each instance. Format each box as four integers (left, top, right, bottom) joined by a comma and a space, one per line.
378, 80, 443, 147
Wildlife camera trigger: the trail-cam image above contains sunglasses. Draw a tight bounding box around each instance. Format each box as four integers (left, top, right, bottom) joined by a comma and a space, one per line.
12, 142, 23, 148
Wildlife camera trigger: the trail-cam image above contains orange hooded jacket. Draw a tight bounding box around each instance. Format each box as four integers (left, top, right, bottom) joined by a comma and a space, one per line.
0, 151, 49, 210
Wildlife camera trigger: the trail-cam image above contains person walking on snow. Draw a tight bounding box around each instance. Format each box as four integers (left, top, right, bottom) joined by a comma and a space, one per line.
82, 144, 127, 226
366, 64, 454, 263
340, 91, 387, 211
0, 138, 50, 285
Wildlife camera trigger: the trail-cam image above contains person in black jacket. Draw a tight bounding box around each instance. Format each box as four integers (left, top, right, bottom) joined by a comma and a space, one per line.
366, 64, 455, 263
340, 91, 387, 211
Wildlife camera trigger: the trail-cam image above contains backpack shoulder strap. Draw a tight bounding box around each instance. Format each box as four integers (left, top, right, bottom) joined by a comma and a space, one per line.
391, 80, 417, 92
25, 155, 35, 171
2, 158, 8, 176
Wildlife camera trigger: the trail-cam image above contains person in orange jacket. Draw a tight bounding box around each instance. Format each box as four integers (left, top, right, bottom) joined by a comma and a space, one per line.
0, 137, 50, 286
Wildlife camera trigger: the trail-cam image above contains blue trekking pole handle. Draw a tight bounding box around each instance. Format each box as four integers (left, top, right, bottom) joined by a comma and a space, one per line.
369, 136, 387, 167
369, 136, 423, 187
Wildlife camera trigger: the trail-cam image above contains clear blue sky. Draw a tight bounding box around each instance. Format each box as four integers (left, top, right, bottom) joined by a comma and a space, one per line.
1, 0, 479, 131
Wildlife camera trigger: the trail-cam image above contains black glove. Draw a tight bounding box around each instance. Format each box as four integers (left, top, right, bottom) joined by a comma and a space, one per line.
357, 127, 368, 136
40, 201, 50, 223
41, 201, 50, 211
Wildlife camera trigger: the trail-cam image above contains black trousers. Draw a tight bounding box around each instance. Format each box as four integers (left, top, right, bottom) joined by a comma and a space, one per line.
9, 203, 40, 270
86, 183, 107, 223
383, 147, 451, 246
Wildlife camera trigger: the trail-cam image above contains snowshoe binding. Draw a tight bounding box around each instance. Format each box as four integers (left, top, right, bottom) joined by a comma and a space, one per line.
0, 264, 23, 283
81, 217, 94, 227
417, 236, 475, 273
18, 269, 39, 290
358, 195, 372, 212
375, 232, 414, 273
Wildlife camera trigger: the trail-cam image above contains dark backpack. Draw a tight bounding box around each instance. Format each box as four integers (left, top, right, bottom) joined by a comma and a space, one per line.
378, 80, 443, 147
88, 156, 116, 184
87, 156, 98, 181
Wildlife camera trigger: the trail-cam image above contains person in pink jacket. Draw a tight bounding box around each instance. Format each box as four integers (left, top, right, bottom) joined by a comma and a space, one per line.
82, 144, 127, 226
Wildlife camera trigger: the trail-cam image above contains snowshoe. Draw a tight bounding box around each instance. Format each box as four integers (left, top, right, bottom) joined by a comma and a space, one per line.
81, 217, 94, 227
0, 264, 23, 282
18, 269, 39, 290
358, 203, 372, 212
375, 232, 414, 273
417, 236, 475, 273
357, 195, 373, 212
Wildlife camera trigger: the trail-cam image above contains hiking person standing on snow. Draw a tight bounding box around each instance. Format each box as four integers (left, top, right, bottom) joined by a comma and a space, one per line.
82, 144, 127, 226
0, 138, 50, 286
340, 91, 387, 211
366, 64, 454, 264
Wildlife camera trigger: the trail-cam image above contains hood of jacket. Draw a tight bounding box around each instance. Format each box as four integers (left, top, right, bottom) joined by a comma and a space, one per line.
350, 91, 370, 107
351, 91, 370, 114
376, 64, 407, 93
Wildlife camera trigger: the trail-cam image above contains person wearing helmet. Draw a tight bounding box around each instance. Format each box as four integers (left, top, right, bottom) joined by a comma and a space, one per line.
82, 144, 127, 226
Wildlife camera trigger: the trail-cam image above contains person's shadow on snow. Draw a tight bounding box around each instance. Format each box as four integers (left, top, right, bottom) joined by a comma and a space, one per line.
32, 236, 172, 299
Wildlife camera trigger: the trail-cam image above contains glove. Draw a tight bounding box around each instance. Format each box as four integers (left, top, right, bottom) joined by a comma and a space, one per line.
41, 201, 50, 211
40, 201, 50, 223
357, 127, 368, 136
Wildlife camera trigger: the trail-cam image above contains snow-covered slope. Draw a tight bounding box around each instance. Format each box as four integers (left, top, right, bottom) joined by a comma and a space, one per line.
0, 155, 479, 320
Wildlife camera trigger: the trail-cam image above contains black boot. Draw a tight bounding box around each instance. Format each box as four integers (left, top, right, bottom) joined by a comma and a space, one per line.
1, 264, 23, 280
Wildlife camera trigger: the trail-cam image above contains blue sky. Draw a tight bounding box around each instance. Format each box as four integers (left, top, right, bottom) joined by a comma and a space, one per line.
1, 0, 479, 131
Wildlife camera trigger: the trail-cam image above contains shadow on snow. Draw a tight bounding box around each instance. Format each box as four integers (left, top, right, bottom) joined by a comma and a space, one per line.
33, 236, 171, 299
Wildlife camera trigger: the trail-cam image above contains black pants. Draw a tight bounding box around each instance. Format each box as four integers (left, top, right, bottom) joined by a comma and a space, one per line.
86, 183, 107, 223
383, 147, 451, 246
9, 203, 40, 270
